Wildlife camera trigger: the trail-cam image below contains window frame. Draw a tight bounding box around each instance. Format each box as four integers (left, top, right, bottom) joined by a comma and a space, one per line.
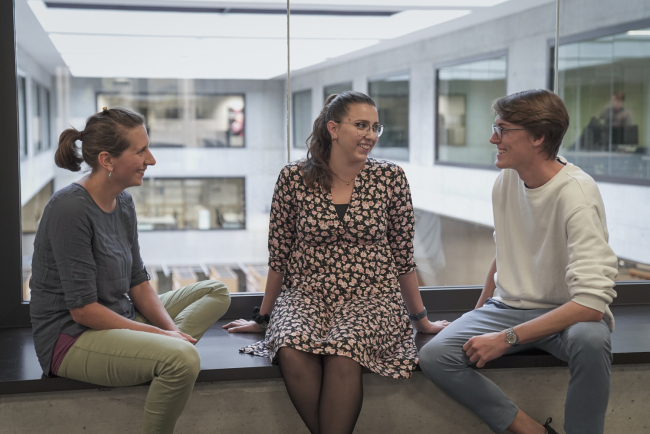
433, 49, 508, 170
548, 17, 650, 187
0, 0, 30, 327
95, 91, 248, 149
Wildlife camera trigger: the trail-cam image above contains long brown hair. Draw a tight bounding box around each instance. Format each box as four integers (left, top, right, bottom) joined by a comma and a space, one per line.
55, 107, 146, 172
302, 91, 376, 191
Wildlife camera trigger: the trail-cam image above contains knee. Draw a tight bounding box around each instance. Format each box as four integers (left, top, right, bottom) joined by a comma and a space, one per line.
204, 280, 231, 302
418, 339, 455, 380
566, 321, 611, 362
165, 341, 201, 381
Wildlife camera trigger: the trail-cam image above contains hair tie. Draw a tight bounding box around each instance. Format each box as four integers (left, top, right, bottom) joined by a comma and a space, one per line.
78, 131, 83, 141
102, 107, 108, 113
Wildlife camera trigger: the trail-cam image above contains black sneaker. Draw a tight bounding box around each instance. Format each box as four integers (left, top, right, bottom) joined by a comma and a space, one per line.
543, 417, 559, 434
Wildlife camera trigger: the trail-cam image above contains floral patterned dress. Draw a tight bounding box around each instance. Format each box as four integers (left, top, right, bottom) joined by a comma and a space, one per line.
242, 158, 419, 379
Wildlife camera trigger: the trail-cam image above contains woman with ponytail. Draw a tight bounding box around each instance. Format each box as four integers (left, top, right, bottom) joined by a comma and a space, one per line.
225, 92, 449, 433
30, 107, 230, 434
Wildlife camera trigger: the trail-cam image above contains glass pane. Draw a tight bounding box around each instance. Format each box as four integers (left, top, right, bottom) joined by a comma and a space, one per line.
97, 93, 245, 148
323, 82, 352, 101
31, 81, 42, 153
128, 178, 245, 230
17, 2, 288, 297
292, 89, 312, 149
17, 75, 27, 157
559, 30, 650, 182
437, 56, 507, 166
42, 87, 51, 150
368, 74, 410, 161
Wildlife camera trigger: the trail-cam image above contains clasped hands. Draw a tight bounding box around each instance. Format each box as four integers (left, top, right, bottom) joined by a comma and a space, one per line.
462, 330, 511, 368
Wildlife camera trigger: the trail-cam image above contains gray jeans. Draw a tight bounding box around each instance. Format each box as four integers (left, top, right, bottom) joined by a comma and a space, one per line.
419, 298, 612, 434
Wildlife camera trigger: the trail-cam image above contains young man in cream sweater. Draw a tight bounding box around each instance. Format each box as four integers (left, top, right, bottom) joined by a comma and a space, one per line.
419, 89, 618, 434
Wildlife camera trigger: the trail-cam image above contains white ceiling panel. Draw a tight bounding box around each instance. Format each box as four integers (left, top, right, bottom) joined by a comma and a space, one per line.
26, 0, 505, 79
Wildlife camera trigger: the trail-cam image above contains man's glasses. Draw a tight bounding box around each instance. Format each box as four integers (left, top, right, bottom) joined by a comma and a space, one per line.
491, 124, 526, 141
336, 121, 385, 138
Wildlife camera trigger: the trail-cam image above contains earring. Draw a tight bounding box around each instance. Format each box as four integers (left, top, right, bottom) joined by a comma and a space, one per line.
109, 171, 112, 180
332, 136, 337, 141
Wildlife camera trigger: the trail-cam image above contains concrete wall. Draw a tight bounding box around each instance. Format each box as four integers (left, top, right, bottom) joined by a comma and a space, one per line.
2, 366, 649, 433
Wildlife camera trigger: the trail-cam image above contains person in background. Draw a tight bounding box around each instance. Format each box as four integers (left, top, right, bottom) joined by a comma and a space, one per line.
224, 91, 449, 434
419, 89, 617, 434
29, 107, 231, 434
598, 91, 633, 127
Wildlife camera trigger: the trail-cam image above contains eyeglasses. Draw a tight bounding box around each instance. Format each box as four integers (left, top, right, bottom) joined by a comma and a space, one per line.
335, 121, 385, 138
491, 124, 526, 141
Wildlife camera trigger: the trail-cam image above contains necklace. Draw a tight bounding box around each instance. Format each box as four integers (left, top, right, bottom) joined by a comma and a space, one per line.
331, 161, 365, 187
332, 172, 356, 185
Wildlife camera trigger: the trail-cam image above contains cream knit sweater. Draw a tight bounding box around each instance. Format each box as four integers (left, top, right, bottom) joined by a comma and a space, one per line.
491, 158, 618, 331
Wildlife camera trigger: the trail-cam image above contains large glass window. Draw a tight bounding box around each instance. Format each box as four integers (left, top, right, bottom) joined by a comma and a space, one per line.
7, 1, 650, 316
128, 178, 245, 231
292, 89, 312, 149
97, 93, 245, 148
436, 55, 507, 167
323, 82, 352, 101
558, 26, 650, 184
368, 74, 409, 161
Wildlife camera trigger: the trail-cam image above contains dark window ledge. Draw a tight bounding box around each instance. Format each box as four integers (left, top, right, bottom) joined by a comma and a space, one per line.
1, 283, 649, 395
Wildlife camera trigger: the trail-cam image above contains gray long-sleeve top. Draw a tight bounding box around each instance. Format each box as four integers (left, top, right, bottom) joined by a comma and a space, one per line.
29, 183, 149, 375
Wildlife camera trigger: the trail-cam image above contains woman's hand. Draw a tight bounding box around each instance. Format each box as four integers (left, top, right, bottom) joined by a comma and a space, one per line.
222, 319, 264, 333
413, 319, 450, 334
160, 330, 198, 344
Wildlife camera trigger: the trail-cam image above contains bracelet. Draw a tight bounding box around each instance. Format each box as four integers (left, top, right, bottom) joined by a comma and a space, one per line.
408, 307, 427, 322
252, 306, 270, 330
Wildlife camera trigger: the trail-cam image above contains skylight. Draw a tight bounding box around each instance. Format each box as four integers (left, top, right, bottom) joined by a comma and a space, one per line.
28, 0, 479, 79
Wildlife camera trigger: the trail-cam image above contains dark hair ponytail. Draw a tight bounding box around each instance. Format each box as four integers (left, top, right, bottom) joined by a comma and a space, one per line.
302, 91, 376, 191
54, 107, 147, 172
55, 128, 84, 172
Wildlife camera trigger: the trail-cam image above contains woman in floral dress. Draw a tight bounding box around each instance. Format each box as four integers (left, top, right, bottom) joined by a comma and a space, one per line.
224, 91, 449, 434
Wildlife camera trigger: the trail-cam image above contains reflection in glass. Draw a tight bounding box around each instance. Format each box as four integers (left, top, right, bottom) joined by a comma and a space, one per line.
558, 28, 650, 182
437, 56, 507, 166
293, 89, 312, 148
128, 178, 246, 231
368, 74, 409, 161
97, 93, 245, 148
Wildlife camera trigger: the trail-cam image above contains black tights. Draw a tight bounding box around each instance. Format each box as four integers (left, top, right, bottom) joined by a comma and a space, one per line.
278, 347, 363, 434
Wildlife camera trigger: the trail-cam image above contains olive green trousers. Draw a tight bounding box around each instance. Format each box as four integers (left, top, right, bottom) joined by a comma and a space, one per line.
58, 280, 231, 434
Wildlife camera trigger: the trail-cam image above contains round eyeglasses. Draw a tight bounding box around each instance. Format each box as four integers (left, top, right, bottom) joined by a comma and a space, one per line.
491, 124, 526, 141
335, 121, 385, 138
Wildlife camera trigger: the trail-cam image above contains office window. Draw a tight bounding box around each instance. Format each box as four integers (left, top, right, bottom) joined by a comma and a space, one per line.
43, 88, 51, 149
293, 89, 312, 148
368, 74, 409, 161
436, 55, 507, 166
128, 178, 245, 231
31, 81, 42, 152
97, 93, 246, 148
558, 26, 650, 183
17, 76, 27, 157
323, 82, 352, 101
